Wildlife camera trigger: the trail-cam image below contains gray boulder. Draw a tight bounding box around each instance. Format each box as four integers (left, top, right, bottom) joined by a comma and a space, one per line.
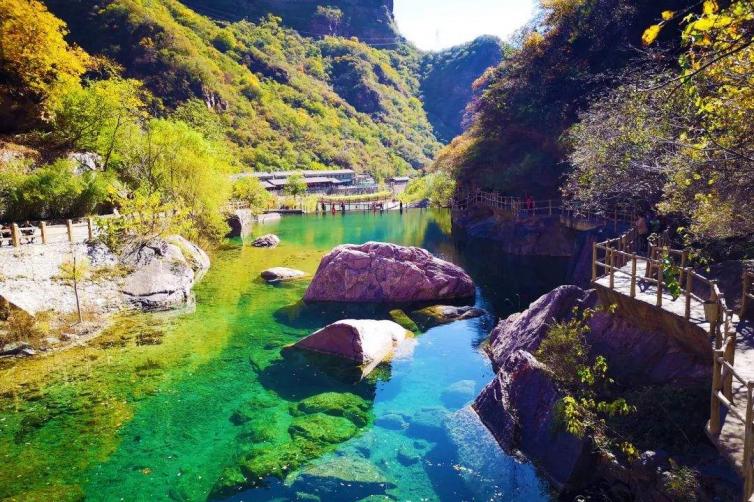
252, 234, 280, 248
293, 319, 409, 375
120, 235, 209, 311
260, 267, 307, 283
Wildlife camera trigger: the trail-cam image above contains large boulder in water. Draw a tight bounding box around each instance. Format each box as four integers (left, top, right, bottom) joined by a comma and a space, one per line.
473, 350, 591, 490
293, 319, 409, 375
303, 242, 475, 303
120, 235, 209, 311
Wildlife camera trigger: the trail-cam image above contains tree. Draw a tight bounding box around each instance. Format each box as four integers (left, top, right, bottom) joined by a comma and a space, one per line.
53, 78, 146, 169
0, 0, 90, 128
232, 177, 273, 215
283, 172, 307, 207
116, 119, 233, 243
59, 251, 90, 323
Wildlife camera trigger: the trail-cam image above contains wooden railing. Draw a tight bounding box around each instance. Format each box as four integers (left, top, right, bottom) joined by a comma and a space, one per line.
0, 211, 175, 248
453, 190, 636, 227
593, 228, 753, 501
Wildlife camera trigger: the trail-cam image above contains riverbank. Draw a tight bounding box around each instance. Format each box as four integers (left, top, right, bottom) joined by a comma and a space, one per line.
0, 235, 210, 358
0, 209, 564, 501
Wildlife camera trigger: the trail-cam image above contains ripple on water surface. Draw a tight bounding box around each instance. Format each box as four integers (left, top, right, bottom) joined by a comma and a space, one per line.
0, 210, 565, 501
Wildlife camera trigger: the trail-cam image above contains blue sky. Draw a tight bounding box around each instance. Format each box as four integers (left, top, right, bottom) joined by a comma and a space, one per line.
394, 0, 538, 51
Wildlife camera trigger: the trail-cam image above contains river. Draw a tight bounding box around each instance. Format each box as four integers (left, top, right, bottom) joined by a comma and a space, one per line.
0, 209, 570, 501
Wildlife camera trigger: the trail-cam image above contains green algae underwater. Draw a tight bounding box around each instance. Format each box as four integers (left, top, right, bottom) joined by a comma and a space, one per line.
0, 210, 566, 501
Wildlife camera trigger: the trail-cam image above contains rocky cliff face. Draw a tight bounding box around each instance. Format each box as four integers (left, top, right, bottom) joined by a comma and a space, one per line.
473, 285, 712, 494
182, 0, 400, 44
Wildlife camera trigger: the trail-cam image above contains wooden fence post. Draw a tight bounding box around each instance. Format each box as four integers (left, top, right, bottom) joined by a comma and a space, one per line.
66, 219, 73, 242
40, 221, 47, 245
11, 223, 20, 247
685, 268, 693, 320
656, 262, 663, 307
743, 273, 752, 318
87, 218, 94, 241
710, 280, 719, 344
609, 248, 615, 290
724, 324, 735, 401
630, 254, 637, 298
709, 350, 722, 435
743, 382, 754, 498
592, 241, 598, 282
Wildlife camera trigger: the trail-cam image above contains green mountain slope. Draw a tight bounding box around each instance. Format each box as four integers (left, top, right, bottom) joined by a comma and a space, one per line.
43, 0, 438, 177
419, 36, 505, 142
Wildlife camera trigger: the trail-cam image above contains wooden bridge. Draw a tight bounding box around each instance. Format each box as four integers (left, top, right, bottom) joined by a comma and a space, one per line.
593, 229, 754, 500
452, 190, 636, 230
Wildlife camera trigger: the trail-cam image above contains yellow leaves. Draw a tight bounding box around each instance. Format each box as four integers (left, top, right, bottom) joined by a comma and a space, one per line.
642, 24, 662, 46
661, 10, 675, 21
0, 0, 90, 114
703, 0, 719, 16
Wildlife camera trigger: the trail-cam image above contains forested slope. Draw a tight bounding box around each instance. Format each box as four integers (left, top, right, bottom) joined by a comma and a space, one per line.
435, 0, 690, 198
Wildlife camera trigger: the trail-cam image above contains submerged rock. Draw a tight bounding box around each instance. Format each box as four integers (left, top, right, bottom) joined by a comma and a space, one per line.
292, 392, 371, 427
288, 456, 395, 501
440, 379, 477, 408
120, 235, 210, 311
293, 319, 409, 375
303, 242, 475, 303
252, 234, 280, 248
410, 305, 486, 330
388, 309, 420, 333
260, 267, 307, 283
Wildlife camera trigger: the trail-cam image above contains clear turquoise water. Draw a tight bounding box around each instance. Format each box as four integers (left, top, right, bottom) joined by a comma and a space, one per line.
0, 209, 567, 501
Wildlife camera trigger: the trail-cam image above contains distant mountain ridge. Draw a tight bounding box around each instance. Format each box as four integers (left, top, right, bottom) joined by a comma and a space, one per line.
181, 0, 401, 45
420, 36, 506, 142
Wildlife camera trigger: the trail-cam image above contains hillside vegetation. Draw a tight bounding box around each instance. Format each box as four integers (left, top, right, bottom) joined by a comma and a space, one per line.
435, 0, 690, 198
40, 0, 440, 177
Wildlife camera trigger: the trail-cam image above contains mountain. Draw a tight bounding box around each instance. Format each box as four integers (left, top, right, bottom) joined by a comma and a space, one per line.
435, 0, 691, 197
40, 0, 438, 176
419, 36, 505, 142
181, 0, 401, 45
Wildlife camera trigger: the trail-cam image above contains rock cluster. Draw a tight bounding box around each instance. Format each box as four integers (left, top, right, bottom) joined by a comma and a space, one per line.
304, 242, 475, 303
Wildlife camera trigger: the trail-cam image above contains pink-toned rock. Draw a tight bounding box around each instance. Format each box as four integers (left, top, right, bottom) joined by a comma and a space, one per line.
303, 242, 475, 303
473, 350, 590, 490
485, 285, 709, 386
293, 319, 409, 375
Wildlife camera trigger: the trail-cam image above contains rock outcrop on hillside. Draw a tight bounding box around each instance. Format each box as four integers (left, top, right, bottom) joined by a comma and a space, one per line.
473, 285, 711, 492
183, 0, 400, 44
304, 242, 475, 303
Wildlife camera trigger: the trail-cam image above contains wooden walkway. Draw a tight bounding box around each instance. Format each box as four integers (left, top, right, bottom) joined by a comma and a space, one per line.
593, 231, 754, 500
